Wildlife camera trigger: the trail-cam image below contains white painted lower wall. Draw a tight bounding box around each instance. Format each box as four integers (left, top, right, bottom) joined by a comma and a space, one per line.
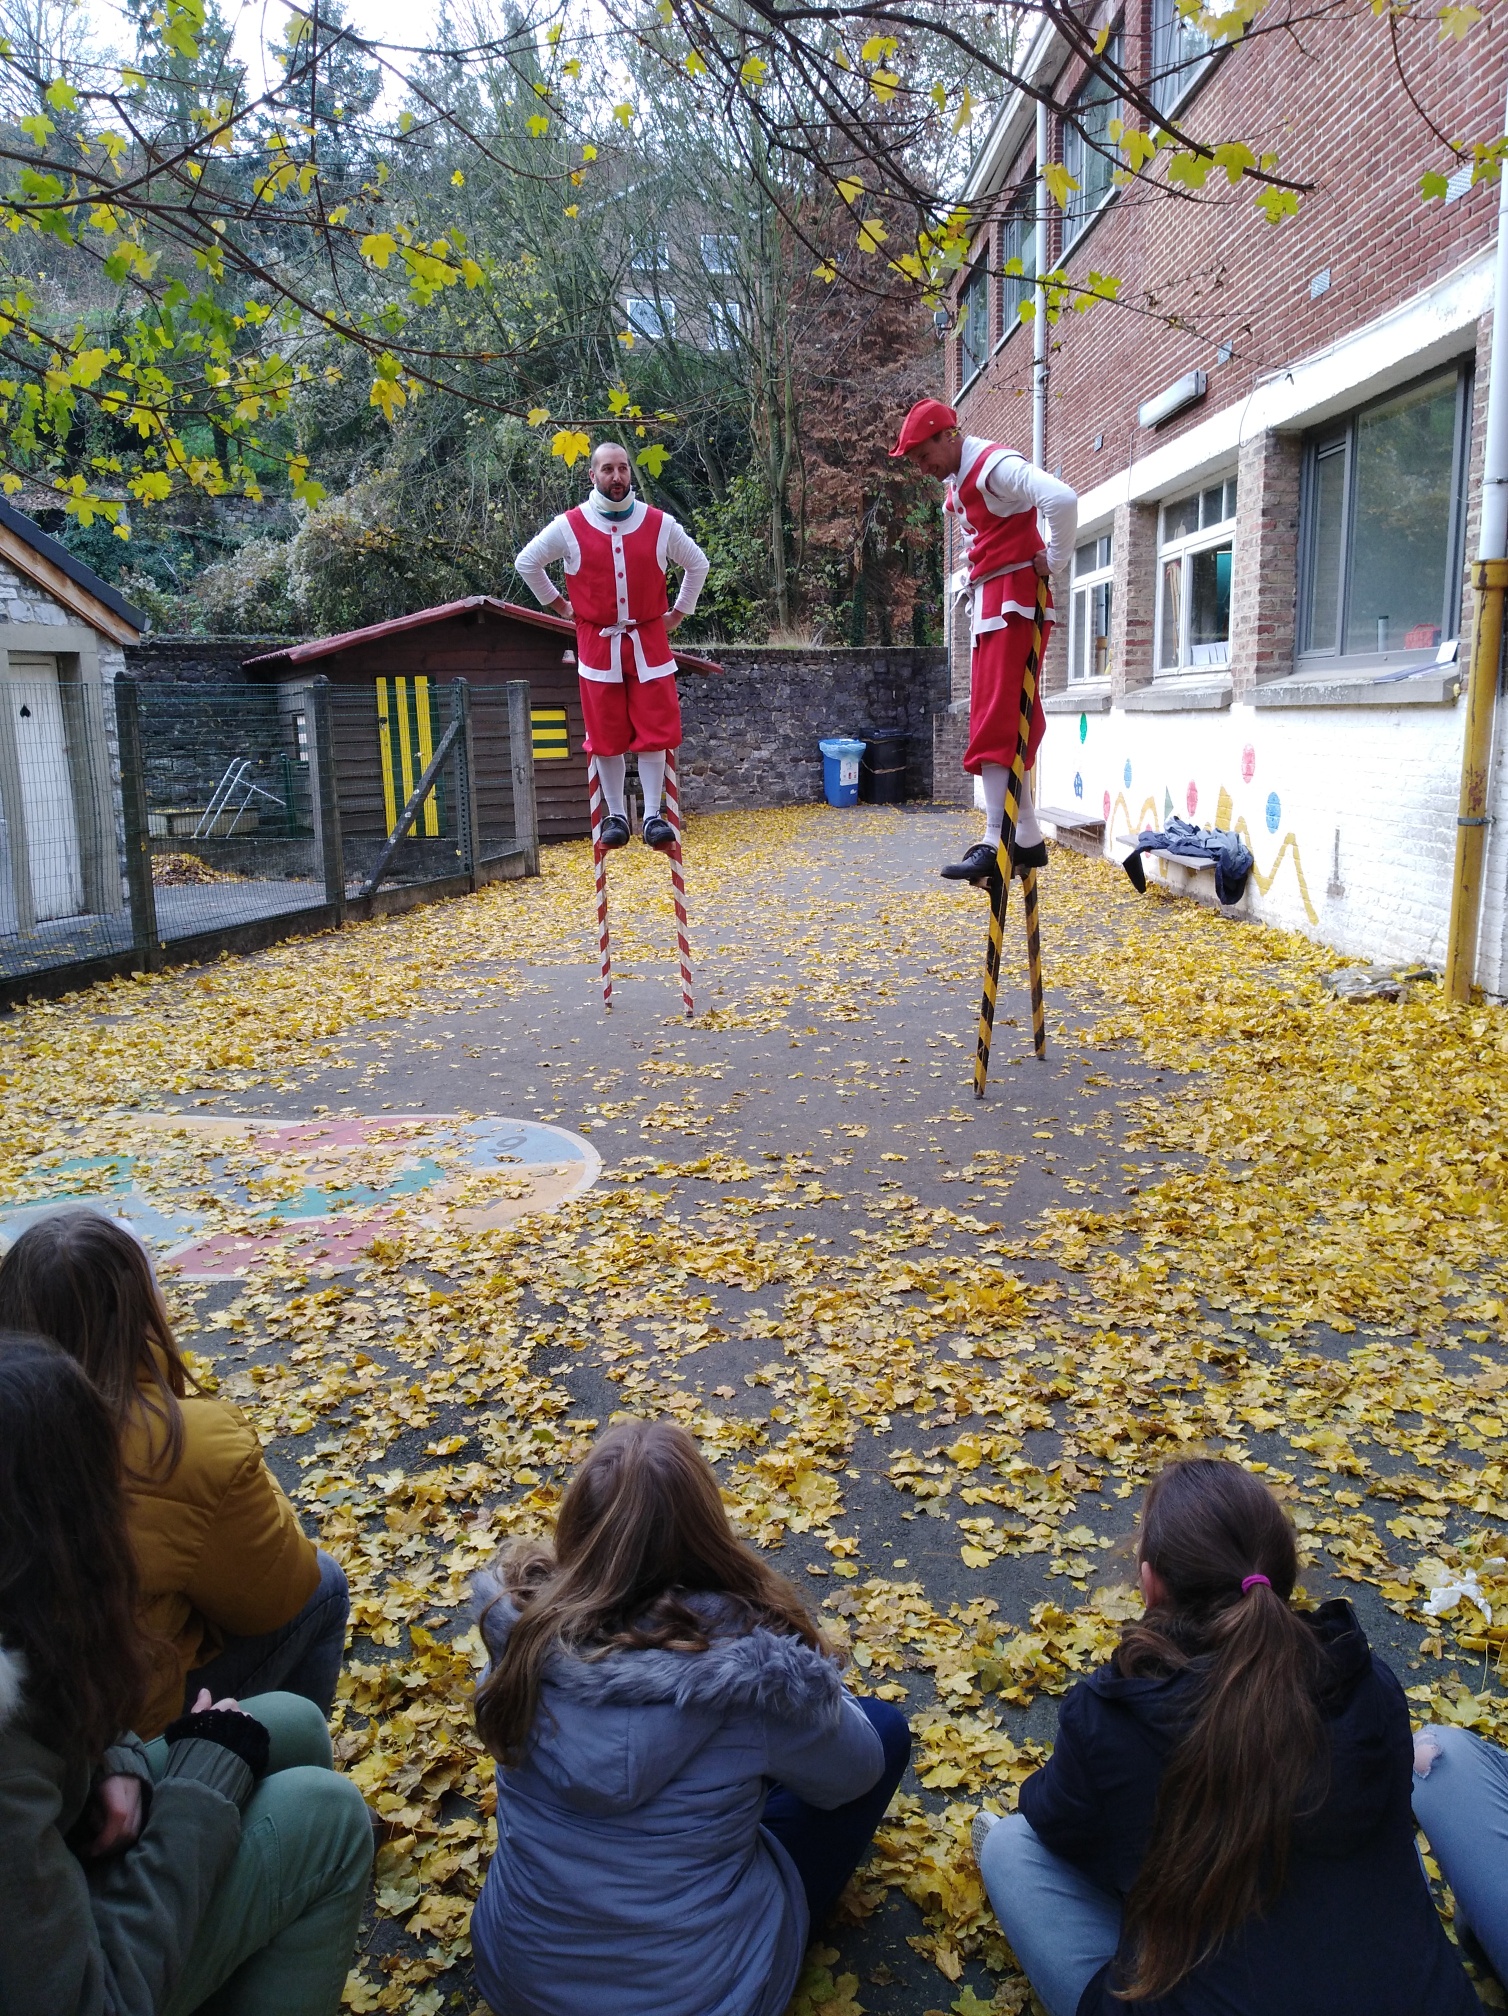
1035, 695, 1485, 973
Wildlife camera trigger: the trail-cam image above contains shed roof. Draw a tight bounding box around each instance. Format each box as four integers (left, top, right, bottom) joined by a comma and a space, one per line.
0, 497, 146, 643
242, 594, 724, 676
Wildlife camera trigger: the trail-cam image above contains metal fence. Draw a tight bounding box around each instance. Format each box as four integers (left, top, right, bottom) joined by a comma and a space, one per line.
0, 673, 539, 1000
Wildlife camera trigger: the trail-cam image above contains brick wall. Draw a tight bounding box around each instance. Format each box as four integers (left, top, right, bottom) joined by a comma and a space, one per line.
1228, 431, 1302, 699
951, 10, 1500, 497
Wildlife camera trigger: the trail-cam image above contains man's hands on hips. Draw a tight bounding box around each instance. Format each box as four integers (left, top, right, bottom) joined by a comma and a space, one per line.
665, 609, 685, 634
1032, 552, 1052, 580
550, 594, 574, 620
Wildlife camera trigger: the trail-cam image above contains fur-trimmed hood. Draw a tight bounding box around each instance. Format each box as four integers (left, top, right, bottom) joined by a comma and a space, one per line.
474, 1574, 845, 1815
0, 1644, 23, 1738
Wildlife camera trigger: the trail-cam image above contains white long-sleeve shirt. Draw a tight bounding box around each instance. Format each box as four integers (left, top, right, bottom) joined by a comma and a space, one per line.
514, 492, 710, 616
954, 436, 1077, 577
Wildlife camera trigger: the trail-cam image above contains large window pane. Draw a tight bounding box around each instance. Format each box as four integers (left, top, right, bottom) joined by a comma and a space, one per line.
1063, 36, 1121, 251
1150, 0, 1214, 115
1189, 544, 1232, 663
1000, 193, 1035, 331
1159, 559, 1183, 668
1304, 440, 1347, 653
1344, 372, 1458, 654
960, 259, 989, 381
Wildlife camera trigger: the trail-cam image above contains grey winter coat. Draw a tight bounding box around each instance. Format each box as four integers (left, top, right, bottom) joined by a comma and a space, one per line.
469, 1580, 886, 2016
0, 1641, 254, 2016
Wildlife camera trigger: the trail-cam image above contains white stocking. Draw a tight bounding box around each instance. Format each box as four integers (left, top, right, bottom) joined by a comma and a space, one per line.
594, 753, 627, 818
637, 750, 667, 818
980, 764, 1043, 849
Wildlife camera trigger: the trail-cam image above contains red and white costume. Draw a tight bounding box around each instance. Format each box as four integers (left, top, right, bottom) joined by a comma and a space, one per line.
946, 438, 1076, 775
516, 494, 709, 758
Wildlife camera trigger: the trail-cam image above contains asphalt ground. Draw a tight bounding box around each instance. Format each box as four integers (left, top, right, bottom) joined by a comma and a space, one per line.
49, 801, 1501, 2015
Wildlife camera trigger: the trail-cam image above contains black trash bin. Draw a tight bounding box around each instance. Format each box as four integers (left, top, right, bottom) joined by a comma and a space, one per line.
860, 733, 908, 804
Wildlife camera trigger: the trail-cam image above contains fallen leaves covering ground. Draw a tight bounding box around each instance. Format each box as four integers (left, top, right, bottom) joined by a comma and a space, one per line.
5, 805, 1508, 2013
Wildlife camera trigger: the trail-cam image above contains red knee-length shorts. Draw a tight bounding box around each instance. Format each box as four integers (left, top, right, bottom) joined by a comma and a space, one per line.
962, 613, 1051, 775
579, 666, 682, 758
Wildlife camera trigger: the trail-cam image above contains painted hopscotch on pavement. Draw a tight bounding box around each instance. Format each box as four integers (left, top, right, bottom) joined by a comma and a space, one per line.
0, 1113, 601, 1280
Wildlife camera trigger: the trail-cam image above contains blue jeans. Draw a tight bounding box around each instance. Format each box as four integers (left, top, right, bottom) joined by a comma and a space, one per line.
761, 1697, 912, 1928
978, 1812, 1122, 2016
185, 1550, 350, 1719
1413, 1723, 1508, 1983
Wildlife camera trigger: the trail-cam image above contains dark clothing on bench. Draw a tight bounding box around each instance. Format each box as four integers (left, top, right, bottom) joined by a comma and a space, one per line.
1017, 1600, 1478, 2016
1122, 818, 1254, 906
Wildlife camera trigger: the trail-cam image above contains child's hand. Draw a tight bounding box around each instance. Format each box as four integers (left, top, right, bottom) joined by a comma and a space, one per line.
1412, 1730, 1443, 1778
86, 1774, 143, 1856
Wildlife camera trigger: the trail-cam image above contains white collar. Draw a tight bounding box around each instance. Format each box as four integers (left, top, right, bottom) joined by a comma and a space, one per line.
584, 491, 645, 531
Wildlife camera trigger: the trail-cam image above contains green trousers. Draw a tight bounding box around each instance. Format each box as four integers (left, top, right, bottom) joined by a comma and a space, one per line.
152, 1692, 373, 2016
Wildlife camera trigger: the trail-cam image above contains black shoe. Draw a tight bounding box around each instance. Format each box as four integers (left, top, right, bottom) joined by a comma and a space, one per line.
598, 813, 630, 849
1015, 840, 1048, 875
942, 842, 1002, 885
642, 814, 676, 849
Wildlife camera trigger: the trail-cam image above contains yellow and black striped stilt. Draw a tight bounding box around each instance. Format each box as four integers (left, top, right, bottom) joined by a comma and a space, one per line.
973, 573, 1049, 1098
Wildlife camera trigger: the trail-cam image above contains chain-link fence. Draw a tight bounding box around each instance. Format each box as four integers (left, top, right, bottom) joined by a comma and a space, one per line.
0, 672, 539, 999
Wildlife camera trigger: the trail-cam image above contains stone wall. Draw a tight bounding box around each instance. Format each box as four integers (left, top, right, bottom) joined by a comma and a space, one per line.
678, 644, 949, 810
125, 635, 952, 813
124, 635, 297, 684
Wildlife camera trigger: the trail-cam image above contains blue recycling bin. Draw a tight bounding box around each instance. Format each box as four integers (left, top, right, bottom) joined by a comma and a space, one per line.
819, 737, 866, 808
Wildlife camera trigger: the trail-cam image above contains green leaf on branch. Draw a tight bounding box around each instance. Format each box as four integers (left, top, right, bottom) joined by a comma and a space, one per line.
1255, 185, 1301, 222
636, 443, 669, 477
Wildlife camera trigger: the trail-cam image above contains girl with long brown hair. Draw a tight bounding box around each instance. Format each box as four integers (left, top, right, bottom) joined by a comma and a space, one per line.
0, 1331, 372, 2016
469, 1417, 911, 2016
0, 1208, 348, 1736
974, 1457, 1476, 2016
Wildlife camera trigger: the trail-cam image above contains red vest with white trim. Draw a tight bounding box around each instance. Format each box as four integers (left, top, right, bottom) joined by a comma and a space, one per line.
564, 504, 674, 682
953, 444, 1045, 583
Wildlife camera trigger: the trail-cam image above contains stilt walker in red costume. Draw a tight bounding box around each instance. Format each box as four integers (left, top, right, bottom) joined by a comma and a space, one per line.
891, 400, 1077, 885
515, 441, 709, 851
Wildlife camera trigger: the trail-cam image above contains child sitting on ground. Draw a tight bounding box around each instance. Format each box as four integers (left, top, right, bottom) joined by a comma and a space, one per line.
469, 1416, 912, 2016
0, 1209, 349, 1737
974, 1455, 1477, 2016
0, 1331, 371, 2015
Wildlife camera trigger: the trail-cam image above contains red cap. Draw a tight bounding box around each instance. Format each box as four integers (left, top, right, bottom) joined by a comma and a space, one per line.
889, 398, 958, 458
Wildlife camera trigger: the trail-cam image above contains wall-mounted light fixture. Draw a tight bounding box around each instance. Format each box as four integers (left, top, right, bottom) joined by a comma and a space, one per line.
1137, 369, 1207, 430
933, 307, 951, 344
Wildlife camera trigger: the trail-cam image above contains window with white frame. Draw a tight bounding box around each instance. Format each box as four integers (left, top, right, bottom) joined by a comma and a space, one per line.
1062, 31, 1121, 253
1149, 0, 1215, 116
625, 297, 674, 340
701, 232, 737, 274
999, 187, 1036, 338
1156, 476, 1237, 672
628, 236, 668, 274
1070, 533, 1113, 681
1299, 363, 1471, 661
707, 299, 742, 349
959, 255, 989, 384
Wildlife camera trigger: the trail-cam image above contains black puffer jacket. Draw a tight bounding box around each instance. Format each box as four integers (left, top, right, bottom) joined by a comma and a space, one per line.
1018, 1600, 1477, 2016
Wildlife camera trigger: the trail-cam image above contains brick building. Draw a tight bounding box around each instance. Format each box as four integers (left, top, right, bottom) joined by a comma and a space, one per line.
943, 6, 1508, 981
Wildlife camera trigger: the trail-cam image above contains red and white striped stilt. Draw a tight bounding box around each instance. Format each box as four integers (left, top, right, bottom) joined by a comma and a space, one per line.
586, 755, 613, 1010
664, 749, 694, 1020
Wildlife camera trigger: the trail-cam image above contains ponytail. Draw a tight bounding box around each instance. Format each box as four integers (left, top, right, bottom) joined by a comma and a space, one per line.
1114, 1459, 1325, 2002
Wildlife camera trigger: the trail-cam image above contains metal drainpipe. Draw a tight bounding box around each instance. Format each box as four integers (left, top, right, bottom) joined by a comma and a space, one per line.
1033, 95, 1050, 466
1445, 98, 1508, 1003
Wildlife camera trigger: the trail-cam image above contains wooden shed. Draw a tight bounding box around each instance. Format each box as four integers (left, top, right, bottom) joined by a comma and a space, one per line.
243, 596, 721, 844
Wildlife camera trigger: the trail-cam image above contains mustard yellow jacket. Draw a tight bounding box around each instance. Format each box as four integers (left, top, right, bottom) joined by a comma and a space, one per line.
125, 1373, 319, 1737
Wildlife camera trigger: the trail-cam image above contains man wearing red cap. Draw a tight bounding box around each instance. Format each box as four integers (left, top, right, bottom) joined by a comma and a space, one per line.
891, 398, 1077, 885
516, 440, 709, 850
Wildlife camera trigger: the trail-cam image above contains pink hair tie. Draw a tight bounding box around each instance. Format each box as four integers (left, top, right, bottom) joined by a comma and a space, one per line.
1241, 1574, 1271, 1594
